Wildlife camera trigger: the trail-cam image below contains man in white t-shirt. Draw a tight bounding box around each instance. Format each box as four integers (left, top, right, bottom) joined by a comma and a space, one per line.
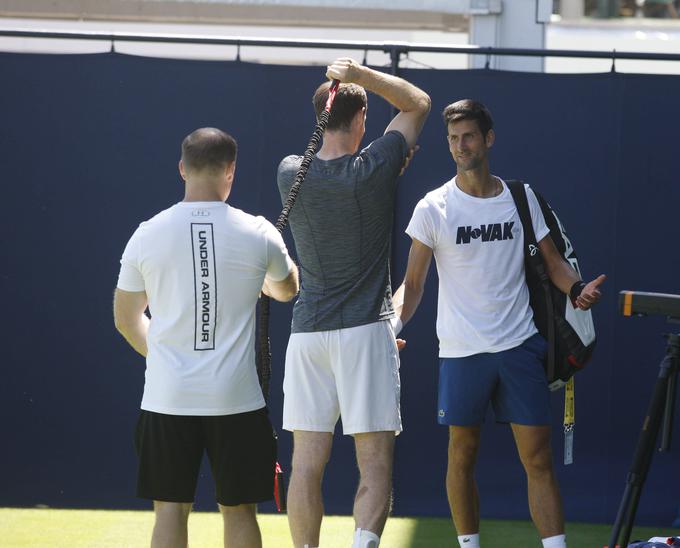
113, 127, 298, 548
392, 100, 605, 548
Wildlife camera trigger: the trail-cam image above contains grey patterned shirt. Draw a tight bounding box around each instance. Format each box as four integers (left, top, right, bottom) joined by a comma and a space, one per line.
277, 131, 408, 333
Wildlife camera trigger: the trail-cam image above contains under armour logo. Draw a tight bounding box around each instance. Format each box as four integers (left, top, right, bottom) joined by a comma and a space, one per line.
529, 244, 538, 256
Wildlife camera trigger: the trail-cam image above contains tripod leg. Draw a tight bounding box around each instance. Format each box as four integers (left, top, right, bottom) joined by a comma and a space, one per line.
620, 482, 643, 547
609, 483, 634, 548
608, 354, 673, 547
661, 358, 678, 451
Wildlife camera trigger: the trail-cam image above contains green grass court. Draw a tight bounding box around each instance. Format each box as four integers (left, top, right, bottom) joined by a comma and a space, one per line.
1, 508, 678, 547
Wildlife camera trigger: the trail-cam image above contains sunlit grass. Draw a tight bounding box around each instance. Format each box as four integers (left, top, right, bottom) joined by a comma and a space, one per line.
1, 508, 678, 547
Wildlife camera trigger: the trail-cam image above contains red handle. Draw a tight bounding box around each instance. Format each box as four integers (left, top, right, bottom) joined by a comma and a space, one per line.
325, 79, 340, 112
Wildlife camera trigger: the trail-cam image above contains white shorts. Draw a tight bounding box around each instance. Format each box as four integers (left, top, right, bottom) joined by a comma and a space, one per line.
282, 320, 402, 435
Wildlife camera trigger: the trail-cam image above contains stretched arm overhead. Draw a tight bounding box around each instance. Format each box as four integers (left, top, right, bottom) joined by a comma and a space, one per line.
392, 238, 434, 334
325, 57, 431, 149
538, 235, 606, 311
113, 288, 149, 357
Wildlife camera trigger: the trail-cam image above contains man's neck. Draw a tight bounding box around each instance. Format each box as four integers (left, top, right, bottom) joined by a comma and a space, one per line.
183, 181, 228, 203
316, 131, 359, 160
455, 167, 500, 198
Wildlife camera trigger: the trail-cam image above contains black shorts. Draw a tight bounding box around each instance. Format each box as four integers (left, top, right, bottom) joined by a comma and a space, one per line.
134, 407, 277, 506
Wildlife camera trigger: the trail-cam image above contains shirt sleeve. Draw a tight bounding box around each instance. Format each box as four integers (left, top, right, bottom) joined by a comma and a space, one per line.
355, 131, 408, 188
277, 155, 300, 206
525, 185, 551, 243
405, 198, 438, 250
117, 229, 145, 292
262, 219, 295, 282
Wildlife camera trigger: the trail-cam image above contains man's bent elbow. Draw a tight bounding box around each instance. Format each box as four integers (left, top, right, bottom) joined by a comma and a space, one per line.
417, 93, 432, 114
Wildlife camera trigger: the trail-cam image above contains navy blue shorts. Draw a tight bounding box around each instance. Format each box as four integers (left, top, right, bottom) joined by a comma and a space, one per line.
437, 334, 550, 426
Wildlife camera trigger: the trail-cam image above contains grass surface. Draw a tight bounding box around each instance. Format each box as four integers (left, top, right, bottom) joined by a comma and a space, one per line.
1, 508, 678, 547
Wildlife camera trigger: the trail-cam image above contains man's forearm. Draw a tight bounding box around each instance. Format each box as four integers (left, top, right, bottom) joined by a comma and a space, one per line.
262, 268, 299, 303
547, 259, 581, 296
352, 64, 430, 114
394, 282, 425, 326
116, 316, 149, 357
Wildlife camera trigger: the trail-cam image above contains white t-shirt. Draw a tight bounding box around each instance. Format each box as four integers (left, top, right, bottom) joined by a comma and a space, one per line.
117, 201, 294, 416
405, 177, 550, 357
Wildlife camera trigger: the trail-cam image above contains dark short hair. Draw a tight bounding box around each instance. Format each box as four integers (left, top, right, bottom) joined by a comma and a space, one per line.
181, 128, 237, 173
312, 81, 367, 132
442, 99, 494, 137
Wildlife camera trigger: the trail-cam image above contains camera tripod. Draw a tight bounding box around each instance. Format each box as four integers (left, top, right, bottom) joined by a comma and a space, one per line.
607, 330, 679, 548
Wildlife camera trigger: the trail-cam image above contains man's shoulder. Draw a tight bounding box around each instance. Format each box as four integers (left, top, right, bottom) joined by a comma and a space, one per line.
277, 155, 304, 192
364, 130, 406, 148
278, 155, 303, 174
420, 179, 453, 208
226, 205, 272, 234
136, 203, 177, 230
359, 131, 407, 159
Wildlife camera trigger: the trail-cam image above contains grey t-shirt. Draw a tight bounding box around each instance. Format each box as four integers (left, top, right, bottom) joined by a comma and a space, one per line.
277, 130, 408, 333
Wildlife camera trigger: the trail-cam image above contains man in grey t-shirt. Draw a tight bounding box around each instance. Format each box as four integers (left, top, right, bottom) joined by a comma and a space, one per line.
277, 57, 430, 548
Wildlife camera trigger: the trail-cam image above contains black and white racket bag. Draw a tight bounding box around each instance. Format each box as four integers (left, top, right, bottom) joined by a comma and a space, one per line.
507, 181, 596, 391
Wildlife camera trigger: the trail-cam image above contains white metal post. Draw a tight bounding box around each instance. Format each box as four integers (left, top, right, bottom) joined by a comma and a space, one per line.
469, 0, 552, 72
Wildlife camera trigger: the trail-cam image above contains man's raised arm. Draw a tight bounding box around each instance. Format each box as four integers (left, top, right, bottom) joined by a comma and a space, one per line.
326, 57, 431, 149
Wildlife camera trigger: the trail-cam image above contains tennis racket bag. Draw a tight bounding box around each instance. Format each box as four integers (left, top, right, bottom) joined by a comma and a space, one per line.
507, 181, 596, 391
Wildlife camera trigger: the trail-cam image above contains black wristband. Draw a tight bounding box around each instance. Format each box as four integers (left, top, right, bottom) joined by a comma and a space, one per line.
570, 281, 587, 304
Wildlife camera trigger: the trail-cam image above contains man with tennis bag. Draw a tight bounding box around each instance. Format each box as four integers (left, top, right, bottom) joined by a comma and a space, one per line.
392, 99, 605, 548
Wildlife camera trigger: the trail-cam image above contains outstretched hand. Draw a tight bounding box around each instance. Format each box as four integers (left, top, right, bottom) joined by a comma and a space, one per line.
399, 145, 420, 176
576, 274, 606, 310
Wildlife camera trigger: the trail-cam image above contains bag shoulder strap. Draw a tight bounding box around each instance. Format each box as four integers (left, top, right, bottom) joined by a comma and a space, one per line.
507, 180, 537, 250
506, 180, 557, 383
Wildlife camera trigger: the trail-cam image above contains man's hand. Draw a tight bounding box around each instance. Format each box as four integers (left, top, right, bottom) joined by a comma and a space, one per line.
326, 57, 362, 84
575, 274, 606, 310
396, 339, 406, 351
399, 145, 419, 176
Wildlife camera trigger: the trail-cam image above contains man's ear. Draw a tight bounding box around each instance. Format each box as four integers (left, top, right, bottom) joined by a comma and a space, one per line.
353, 107, 366, 129
179, 160, 187, 181
485, 129, 496, 148
225, 161, 236, 183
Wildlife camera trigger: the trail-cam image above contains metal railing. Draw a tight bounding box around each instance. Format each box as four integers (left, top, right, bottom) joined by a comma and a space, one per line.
2, 28, 680, 74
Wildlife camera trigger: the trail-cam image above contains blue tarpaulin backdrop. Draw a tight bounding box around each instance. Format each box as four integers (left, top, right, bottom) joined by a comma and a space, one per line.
1, 52, 679, 526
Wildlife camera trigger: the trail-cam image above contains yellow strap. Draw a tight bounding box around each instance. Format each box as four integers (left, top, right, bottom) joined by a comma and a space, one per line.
564, 377, 575, 426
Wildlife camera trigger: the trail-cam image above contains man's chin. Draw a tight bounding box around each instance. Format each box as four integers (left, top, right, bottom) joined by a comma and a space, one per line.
456, 161, 480, 172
